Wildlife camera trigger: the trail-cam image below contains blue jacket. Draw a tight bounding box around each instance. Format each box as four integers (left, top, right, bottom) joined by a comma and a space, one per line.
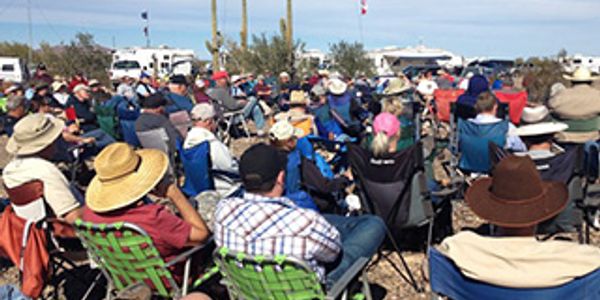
165, 92, 193, 114
457, 75, 489, 107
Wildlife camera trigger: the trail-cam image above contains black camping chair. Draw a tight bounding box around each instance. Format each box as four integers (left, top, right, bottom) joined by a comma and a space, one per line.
348, 142, 444, 292
490, 143, 589, 242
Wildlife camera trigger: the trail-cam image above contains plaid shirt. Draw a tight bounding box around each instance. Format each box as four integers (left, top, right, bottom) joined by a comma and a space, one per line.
214, 193, 341, 279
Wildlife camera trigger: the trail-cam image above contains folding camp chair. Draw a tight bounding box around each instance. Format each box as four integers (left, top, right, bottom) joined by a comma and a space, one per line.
494, 90, 528, 125
433, 89, 465, 123
457, 119, 508, 174
137, 128, 179, 180
177, 140, 215, 198
169, 111, 192, 139
2, 181, 99, 299
115, 97, 141, 147
210, 97, 250, 145
74, 220, 213, 299
429, 247, 600, 300
348, 142, 438, 292
214, 247, 372, 300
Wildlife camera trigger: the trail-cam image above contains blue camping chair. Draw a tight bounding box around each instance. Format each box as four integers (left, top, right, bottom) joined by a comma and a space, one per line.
457, 119, 508, 174
177, 140, 215, 197
114, 95, 141, 147
429, 247, 600, 300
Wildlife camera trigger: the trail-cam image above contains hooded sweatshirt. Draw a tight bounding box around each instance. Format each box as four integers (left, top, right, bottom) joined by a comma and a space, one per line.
457, 75, 490, 107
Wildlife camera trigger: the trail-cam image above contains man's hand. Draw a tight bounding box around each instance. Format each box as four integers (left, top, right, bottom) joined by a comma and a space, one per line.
82, 137, 96, 144
150, 177, 174, 198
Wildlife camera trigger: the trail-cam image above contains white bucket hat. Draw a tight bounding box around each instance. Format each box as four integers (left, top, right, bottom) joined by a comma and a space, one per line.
328, 78, 348, 95
515, 122, 569, 137
563, 67, 599, 82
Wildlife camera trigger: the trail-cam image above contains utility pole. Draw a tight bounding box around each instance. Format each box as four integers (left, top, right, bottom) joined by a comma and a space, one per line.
211, 0, 220, 71
240, 0, 248, 51
27, 0, 33, 64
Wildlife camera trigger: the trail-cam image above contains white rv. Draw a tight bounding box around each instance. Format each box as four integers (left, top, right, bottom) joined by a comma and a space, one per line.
0, 57, 28, 83
562, 55, 600, 74
367, 45, 464, 76
109, 46, 195, 81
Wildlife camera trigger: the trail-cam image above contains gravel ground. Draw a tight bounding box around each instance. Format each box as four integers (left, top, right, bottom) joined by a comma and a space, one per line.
0, 135, 598, 299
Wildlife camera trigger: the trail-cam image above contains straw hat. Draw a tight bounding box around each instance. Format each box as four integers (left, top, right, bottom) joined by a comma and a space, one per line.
520, 105, 550, 124
7, 113, 64, 156
515, 122, 568, 137
289, 90, 308, 105
86, 143, 169, 213
466, 155, 568, 228
563, 67, 599, 82
328, 78, 348, 95
383, 78, 410, 95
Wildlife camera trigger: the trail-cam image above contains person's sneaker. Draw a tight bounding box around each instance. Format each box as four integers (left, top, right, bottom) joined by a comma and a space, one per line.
256, 129, 266, 137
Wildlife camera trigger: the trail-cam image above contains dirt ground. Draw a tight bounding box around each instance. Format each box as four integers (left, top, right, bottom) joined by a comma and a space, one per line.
0, 135, 599, 299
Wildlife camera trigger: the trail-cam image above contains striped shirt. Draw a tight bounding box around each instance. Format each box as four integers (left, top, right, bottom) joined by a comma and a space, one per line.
214, 193, 341, 279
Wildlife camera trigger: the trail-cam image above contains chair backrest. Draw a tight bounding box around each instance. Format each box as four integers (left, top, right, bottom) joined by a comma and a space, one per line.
348, 143, 432, 233
5, 180, 47, 222
214, 247, 325, 300
73, 220, 180, 298
494, 90, 528, 125
137, 128, 176, 178
429, 247, 600, 300
434, 89, 465, 122
177, 140, 215, 197
458, 119, 508, 174
169, 111, 192, 139
95, 104, 120, 140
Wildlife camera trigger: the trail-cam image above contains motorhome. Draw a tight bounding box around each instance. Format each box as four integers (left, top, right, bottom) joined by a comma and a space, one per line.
367, 45, 464, 76
0, 57, 28, 83
109, 46, 195, 81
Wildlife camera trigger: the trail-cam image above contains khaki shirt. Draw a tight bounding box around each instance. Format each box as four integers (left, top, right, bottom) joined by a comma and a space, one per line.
438, 231, 600, 288
3, 157, 80, 218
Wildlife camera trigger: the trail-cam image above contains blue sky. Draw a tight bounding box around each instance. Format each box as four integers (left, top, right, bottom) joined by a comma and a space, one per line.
0, 0, 599, 59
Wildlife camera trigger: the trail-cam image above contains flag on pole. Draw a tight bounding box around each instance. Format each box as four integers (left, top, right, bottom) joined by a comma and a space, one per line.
360, 0, 368, 15
143, 26, 149, 37
141, 11, 148, 20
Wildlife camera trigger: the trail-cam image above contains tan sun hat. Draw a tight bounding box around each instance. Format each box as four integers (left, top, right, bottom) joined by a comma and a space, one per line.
289, 90, 309, 106
269, 120, 303, 141
7, 113, 64, 156
383, 78, 410, 95
563, 67, 599, 82
86, 143, 169, 213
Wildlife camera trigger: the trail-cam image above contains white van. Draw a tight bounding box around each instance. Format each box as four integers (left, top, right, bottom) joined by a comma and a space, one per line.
0, 57, 28, 83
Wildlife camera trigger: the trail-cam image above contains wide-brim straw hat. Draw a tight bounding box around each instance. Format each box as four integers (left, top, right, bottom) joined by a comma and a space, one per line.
563, 67, 599, 82
328, 78, 348, 95
383, 78, 410, 95
86, 143, 169, 213
289, 90, 309, 105
515, 122, 568, 137
7, 113, 64, 156
466, 155, 568, 228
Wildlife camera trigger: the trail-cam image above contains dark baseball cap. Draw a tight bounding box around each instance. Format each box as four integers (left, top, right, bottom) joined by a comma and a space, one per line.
169, 74, 188, 85
141, 93, 167, 109
239, 143, 288, 192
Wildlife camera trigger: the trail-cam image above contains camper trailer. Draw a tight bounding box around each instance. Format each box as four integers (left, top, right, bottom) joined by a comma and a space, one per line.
109, 46, 195, 81
367, 45, 463, 76
0, 57, 28, 83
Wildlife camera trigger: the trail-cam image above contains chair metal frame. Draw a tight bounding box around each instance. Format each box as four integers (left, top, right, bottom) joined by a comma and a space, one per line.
74, 220, 212, 299
214, 247, 372, 300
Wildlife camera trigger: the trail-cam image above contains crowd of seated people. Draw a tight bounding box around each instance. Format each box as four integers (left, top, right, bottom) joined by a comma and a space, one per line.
0, 62, 599, 299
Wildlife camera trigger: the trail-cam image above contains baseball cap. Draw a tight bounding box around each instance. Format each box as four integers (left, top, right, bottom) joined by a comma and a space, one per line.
88, 79, 101, 87
191, 103, 216, 121
169, 74, 188, 85
269, 120, 303, 141
72, 84, 90, 93
373, 112, 401, 138
212, 71, 229, 81
141, 93, 167, 109
239, 143, 288, 192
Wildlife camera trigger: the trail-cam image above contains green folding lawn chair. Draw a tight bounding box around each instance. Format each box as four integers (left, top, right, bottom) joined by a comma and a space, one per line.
74, 219, 211, 299
213, 247, 372, 300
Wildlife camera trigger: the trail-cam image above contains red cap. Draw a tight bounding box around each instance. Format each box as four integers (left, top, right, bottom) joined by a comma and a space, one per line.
212, 71, 229, 81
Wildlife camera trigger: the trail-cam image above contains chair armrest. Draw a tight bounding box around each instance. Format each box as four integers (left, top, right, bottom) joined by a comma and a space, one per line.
165, 238, 214, 268
213, 170, 241, 184
326, 257, 369, 299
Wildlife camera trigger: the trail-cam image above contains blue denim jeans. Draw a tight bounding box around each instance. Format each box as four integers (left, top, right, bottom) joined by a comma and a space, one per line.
242, 96, 265, 130
584, 140, 600, 180
323, 214, 386, 286
82, 128, 116, 150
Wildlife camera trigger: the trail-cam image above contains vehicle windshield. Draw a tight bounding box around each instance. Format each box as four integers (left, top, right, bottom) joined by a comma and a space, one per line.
112, 60, 141, 69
